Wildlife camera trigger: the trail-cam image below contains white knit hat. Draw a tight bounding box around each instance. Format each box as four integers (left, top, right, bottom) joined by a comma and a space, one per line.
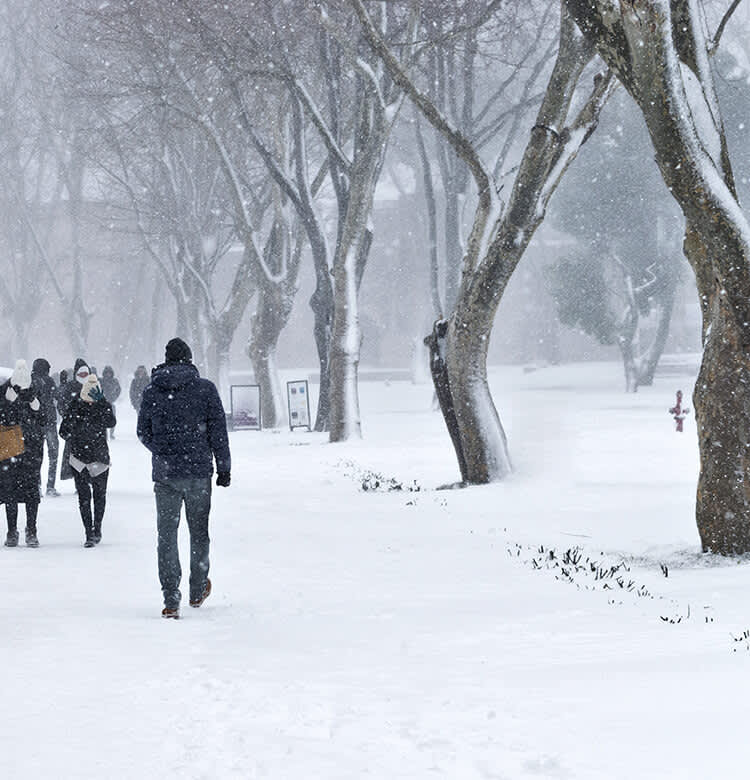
10, 359, 31, 390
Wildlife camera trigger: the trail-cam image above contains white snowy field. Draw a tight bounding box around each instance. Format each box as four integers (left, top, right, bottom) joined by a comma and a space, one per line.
3, 360, 750, 779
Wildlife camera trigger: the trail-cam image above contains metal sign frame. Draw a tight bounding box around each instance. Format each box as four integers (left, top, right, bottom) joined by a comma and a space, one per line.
286, 380, 311, 431
230, 384, 262, 430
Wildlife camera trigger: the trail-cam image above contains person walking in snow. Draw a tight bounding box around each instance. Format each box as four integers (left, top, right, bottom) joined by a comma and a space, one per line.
129, 365, 149, 413
0, 360, 47, 548
100, 365, 121, 440
58, 359, 91, 482
31, 358, 60, 497
55, 369, 70, 411
137, 338, 231, 619
59, 373, 116, 547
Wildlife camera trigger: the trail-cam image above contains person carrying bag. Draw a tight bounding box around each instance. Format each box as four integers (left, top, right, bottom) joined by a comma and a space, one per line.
1, 360, 47, 548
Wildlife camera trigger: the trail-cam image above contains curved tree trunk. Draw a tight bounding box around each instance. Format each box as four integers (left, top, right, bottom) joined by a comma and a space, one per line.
440, 15, 605, 483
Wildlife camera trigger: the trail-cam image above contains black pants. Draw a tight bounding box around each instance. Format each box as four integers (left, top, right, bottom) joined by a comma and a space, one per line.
6, 501, 39, 534
155, 478, 211, 609
73, 468, 109, 537
44, 425, 59, 490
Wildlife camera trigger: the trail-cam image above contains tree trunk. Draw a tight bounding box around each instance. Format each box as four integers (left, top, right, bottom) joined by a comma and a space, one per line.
694, 300, 750, 553
310, 275, 333, 432
564, 0, 750, 552
618, 301, 639, 394
327, 107, 387, 442
635, 285, 675, 387
248, 280, 292, 429
328, 245, 363, 441
425, 320, 469, 481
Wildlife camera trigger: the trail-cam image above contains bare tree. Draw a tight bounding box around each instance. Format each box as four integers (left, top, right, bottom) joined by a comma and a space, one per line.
354, 0, 615, 482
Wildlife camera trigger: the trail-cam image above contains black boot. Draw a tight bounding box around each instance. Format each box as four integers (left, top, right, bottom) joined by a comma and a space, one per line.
25, 503, 39, 547
5, 507, 18, 547
92, 522, 102, 545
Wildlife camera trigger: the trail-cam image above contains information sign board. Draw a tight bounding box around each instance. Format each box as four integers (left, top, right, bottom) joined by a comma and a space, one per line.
287, 380, 311, 431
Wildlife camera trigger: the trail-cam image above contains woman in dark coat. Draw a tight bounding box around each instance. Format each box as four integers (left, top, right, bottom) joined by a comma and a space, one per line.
57, 358, 90, 481
0, 360, 47, 548
59, 373, 116, 547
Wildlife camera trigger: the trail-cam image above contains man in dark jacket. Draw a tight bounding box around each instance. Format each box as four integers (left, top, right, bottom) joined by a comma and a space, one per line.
137, 338, 231, 619
31, 358, 60, 497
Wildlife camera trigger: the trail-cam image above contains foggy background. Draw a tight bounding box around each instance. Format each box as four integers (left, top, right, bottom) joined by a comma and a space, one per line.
4, 0, 750, 390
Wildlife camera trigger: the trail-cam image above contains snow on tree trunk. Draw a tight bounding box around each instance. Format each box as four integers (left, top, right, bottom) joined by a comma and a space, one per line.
328, 245, 363, 441
439, 14, 606, 483
310, 271, 333, 433
327, 98, 389, 442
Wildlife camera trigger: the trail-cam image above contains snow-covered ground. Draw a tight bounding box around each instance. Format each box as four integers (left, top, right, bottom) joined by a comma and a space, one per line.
3, 361, 749, 779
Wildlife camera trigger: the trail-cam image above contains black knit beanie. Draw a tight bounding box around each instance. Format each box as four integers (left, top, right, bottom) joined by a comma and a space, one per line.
165, 338, 193, 365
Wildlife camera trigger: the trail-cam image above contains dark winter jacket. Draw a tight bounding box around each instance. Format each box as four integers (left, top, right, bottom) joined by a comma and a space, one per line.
0, 379, 47, 503
59, 396, 116, 466
137, 363, 230, 482
129, 366, 149, 411
100, 366, 121, 404
31, 358, 58, 427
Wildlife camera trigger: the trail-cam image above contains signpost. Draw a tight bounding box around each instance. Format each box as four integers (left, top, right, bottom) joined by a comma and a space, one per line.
287, 380, 311, 431
230, 384, 261, 430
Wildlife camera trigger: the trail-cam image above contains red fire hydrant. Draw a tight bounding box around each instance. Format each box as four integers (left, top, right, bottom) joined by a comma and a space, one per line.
669, 390, 689, 432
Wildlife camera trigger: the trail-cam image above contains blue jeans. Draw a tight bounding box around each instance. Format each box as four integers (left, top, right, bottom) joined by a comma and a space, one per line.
154, 477, 212, 609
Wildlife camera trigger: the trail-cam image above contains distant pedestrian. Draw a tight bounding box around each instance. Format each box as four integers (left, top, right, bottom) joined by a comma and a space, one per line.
100, 366, 121, 440
31, 358, 60, 497
129, 365, 149, 413
59, 373, 116, 547
57, 369, 69, 397
0, 360, 46, 548
137, 338, 231, 619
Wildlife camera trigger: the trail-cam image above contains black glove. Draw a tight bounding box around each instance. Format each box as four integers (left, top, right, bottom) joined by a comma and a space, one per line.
216, 471, 231, 488
88, 386, 105, 402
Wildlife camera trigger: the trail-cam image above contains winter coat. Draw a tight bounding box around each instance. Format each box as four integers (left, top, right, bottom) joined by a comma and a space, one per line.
129, 366, 150, 411
59, 396, 116, 466
137, 363, 230, 482
0, 380, 47, 504
100, 366, 121, 404
31, 358, 58, 428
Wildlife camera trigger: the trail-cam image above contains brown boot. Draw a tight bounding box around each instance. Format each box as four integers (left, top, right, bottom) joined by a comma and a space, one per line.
190, 578, 212, 608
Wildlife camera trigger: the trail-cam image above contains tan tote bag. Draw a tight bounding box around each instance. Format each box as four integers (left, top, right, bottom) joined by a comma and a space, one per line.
0, 424, 25, 461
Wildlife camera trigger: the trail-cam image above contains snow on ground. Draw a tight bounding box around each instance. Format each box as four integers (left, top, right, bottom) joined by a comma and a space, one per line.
3, 361, 750, 779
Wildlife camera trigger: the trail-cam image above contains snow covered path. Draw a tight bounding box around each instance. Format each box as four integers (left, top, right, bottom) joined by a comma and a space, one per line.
3, 363, 750, 779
